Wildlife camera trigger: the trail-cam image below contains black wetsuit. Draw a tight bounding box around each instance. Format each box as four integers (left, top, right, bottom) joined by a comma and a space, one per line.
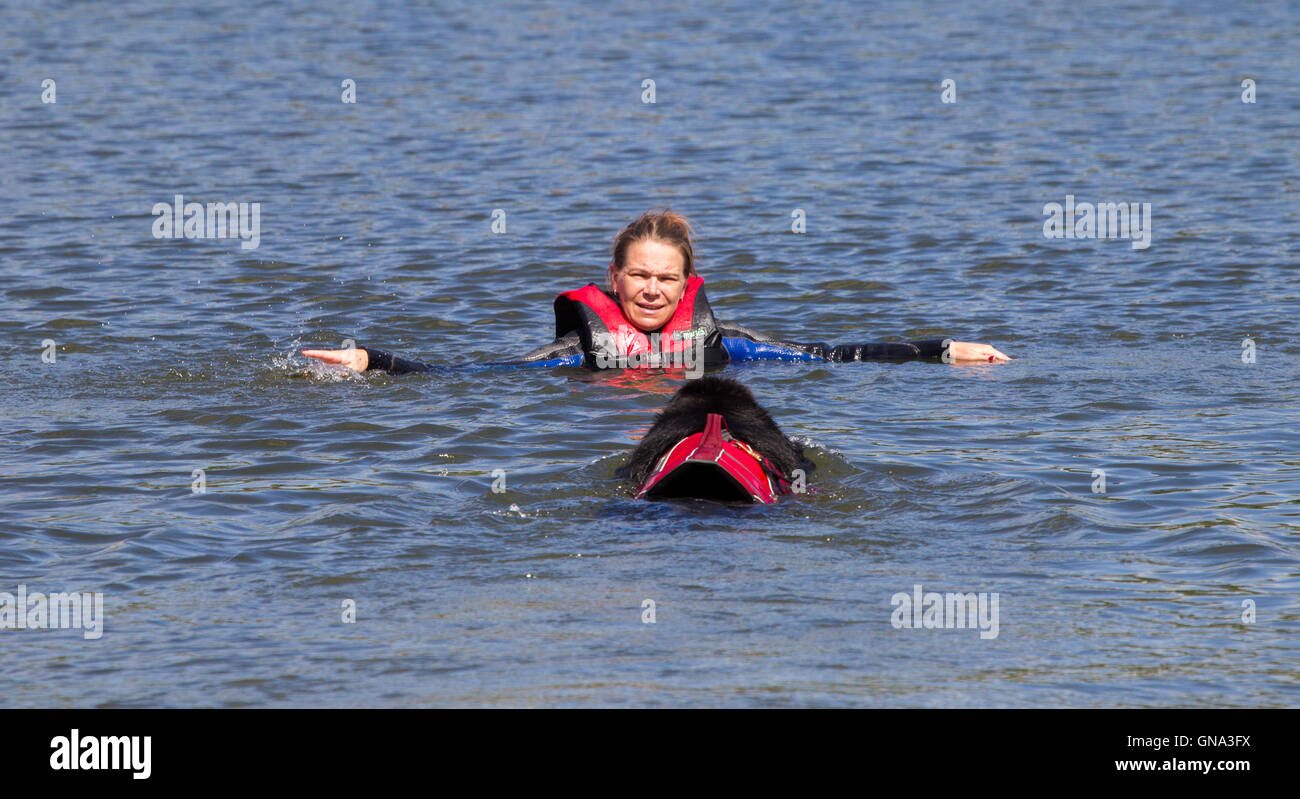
361, 319, 948, 374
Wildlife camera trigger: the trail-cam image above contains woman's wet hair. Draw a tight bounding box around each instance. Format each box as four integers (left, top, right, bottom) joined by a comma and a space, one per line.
611, 209, 696, 277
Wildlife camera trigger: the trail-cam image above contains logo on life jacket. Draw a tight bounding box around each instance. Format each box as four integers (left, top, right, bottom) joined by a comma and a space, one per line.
553, 275, 727, 372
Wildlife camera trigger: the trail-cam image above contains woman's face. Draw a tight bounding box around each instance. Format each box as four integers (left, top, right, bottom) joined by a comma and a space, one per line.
609, 238, 689, 332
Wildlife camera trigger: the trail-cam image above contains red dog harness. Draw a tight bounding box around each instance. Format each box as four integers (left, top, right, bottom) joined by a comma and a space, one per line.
635, 413, 792, 504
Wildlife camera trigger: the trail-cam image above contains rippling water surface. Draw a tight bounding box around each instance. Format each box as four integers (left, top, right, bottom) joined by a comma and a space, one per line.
1, 0, 1297, 707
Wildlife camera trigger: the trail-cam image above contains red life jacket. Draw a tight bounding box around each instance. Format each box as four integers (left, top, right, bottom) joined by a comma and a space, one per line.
553, 275, 726, 369
635, 413, 792, 503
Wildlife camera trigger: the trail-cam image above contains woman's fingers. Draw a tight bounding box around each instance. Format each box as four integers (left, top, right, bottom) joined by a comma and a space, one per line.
302, 349, 344, 363
947, 341, 1011, 363
301, 348, 368, 371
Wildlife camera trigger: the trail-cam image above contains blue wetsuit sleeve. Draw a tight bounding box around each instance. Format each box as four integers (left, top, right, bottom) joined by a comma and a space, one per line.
722, 337, 821, 362
717, 321, 948, 362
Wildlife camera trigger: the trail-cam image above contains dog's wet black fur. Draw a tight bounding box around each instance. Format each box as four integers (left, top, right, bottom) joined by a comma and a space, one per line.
624, 376, 813, 489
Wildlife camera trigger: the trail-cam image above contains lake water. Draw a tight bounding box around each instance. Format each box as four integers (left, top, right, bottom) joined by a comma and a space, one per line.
1, 0, 1296, 707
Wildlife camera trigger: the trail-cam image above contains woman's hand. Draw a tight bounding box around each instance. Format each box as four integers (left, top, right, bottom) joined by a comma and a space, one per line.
945, 341, 1010, 363
302, 348, 369, 372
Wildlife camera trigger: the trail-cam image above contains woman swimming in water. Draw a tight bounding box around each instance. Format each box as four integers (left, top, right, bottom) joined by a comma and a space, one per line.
302, 210, 1010, 373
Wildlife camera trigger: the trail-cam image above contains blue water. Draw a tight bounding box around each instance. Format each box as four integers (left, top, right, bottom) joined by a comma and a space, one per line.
1, 0, 1297, 707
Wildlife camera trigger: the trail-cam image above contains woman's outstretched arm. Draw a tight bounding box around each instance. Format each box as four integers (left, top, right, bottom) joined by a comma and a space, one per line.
716, 321, 1009, 363
301, 346, 441, 373
302, 332, 588, 374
